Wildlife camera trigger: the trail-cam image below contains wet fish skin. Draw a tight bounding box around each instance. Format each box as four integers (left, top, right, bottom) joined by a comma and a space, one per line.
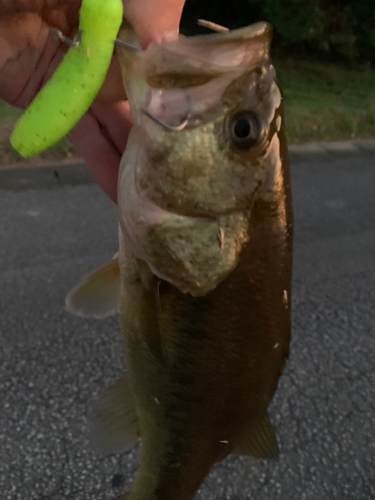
116, 22, 292, 500
66, 21, 293, 500
118, 181, 291, 499
117, 23, 287, 296
135, 67, 282, 219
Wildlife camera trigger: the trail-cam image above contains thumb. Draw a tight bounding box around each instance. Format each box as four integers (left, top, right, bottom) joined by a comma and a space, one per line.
96, 0, 185, 103
123, 0, 185, 47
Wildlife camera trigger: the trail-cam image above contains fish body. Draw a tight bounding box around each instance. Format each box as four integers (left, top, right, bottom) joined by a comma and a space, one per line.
118, 206, 291, 499
67, 21, 292, 500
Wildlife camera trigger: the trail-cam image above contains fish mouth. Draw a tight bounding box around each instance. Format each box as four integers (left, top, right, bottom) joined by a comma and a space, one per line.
116, 22, 278, 294
135, 22, 272, 89
123, 60, 281, 219
116, 21, 273, 132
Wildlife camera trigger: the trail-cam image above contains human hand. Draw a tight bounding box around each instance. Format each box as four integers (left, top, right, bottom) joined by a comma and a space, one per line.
0, 0, 186, 202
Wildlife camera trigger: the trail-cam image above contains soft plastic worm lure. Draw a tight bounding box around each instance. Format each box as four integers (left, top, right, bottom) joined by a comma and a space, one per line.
11, 0, 123, 157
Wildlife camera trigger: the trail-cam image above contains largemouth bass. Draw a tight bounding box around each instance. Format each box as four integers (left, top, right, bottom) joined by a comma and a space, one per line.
66, 21, 293, 500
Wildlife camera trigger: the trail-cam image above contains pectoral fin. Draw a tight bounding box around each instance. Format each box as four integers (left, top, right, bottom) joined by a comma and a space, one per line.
233, 414, 279, 460
90, 373, 139, 454
65, 258, 120, 318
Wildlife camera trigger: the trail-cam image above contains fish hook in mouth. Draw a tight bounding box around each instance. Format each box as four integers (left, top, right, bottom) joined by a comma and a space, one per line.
141, 95, 192, 132
141, 108, 190, 131
115, 37, 190, 131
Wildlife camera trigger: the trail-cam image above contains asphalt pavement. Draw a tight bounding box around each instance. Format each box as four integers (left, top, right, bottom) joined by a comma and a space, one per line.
1, 148, 375, 500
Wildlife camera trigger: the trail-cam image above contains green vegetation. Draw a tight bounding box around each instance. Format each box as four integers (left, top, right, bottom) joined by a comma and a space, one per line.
276, 59, 375, 143
182, 0, 375, 65
180, 0, 375, 144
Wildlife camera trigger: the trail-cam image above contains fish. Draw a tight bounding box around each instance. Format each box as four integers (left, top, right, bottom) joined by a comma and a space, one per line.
66, 20, 293, 500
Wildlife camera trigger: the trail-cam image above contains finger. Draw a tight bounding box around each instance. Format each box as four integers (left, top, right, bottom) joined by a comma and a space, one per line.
69, 102, 133, 203
0, 13, 45, 105
98, 0, 186, 104
0, 9, 78, 106
96, 55, 127, 104
90, 100, 132, 154
13, 30, 65, 108
123, 0, 186, 47
69, 112, 120, 203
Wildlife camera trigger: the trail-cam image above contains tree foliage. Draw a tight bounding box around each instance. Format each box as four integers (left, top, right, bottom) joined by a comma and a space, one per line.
181, 0, 375, 64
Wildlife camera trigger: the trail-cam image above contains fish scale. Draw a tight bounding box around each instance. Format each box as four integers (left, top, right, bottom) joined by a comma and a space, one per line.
66, 20, 292, 500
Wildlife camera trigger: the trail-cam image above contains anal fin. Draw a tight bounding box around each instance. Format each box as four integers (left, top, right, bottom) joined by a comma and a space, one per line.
65, 258, 120, 319
90, 373, 139, 454
232, 414, 279, 460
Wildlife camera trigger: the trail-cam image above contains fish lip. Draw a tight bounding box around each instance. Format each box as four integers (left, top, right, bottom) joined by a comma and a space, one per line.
146, 21, 272, 71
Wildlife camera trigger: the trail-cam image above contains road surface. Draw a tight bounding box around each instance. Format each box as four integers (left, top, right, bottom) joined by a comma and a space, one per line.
1, 151, 374, 499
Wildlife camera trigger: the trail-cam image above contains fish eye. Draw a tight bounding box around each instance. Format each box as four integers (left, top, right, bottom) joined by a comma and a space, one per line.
229, 112, 261, 150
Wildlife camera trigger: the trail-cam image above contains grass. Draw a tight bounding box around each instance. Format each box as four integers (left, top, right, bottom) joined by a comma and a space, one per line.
275, 59, 375, 143
0, 60, 375, 164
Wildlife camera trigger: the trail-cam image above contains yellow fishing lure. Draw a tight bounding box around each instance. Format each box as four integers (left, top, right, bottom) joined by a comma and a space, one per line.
11, 0, 123, 158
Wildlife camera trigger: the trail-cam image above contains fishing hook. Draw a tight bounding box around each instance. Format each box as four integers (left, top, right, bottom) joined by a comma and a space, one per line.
114, 39, 144, 52
141, 95, 192, 132
50, 30, 144, 52
50, 28, 81, 48
141, 109, 190, 131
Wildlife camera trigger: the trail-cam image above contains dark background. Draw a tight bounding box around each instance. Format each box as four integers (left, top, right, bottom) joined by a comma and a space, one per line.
181, 0, 375, 65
